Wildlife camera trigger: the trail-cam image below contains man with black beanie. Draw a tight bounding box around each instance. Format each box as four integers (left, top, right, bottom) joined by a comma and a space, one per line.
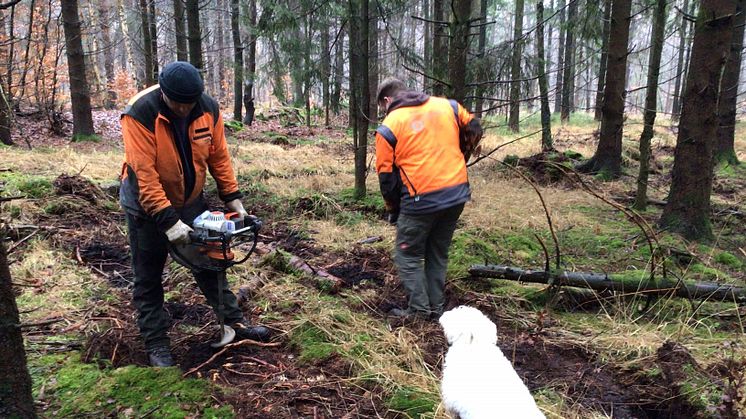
119, 61, 270, 367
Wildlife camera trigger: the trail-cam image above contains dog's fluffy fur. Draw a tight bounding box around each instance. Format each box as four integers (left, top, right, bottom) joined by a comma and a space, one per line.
439, 306, 545, 419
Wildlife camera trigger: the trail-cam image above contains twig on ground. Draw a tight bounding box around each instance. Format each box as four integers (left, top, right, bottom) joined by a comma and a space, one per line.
183, 339, 281, 377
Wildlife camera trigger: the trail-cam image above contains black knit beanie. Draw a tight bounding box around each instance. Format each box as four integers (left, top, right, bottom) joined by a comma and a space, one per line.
159, 61, 204, 103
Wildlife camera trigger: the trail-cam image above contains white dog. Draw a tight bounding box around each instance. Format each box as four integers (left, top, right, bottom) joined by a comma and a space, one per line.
439, 306, 545, 419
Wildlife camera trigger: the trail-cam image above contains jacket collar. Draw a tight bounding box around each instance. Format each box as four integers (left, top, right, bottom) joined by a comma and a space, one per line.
387, 91, 430, 113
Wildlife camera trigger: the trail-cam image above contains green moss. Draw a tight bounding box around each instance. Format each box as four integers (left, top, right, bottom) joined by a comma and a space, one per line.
714, 252, 743, 269
290, 323, 337, 365
688, 263, 733, 282
28, 353, 231, 418
503, 154, 520, 166
71, 134, 101, 143
448, 230, 501, 278
223, 120, 244, 132
0, 172, 54, 198
386, 386, 437, 418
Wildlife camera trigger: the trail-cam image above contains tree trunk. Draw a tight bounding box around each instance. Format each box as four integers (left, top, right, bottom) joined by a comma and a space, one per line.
594, 0, 611, 121
17, 0, 36, 107
304, 14, 312, 127
98, 0, 116, 109
423, 0, 431, 90
331, 21, 344, 115
139, 0, 155, 86
536, 1, 552, 152
448, 0, 472, 103
148, 0, 158, 79
560, 0, 576, 122
231, 0, 242, 121
0, 231, 36, 418
243, 0, 257, 125
368, 12, 378, 122
321, 24, 331, 126
469, 265, 746, 304
553, 0, 565, 114
671, 0, 690, 121
0, 74, 13, 145
173, 0, 188, 61
661, 0, 737, 241
508, 0, 524, 132
186, 0, 204, 71
349, 0, 369, 199
117, 0, 136, 74
634, 0, 668, 211
473, 0, 487, 117
61, 0, 95, 139
577, 0, 632, 178
432, 0, 448, 96
715, 0, 745, 166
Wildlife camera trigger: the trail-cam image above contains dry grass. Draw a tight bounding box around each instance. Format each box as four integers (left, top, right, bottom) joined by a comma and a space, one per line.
12, 239, 98, 323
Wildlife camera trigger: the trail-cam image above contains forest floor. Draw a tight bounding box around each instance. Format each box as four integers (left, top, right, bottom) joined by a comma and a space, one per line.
2, 109, 745, 418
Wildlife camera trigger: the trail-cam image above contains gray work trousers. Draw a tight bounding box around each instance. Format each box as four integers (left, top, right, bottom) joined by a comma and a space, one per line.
394, 203, 464, 318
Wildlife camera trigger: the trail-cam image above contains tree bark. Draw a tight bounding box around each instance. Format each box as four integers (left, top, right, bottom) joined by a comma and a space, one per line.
349, 0, 369, 199
715, 0, 745, 166
368, 11, 378, 121
560, 0, 576, 122
321, 24, 331, 126
508, 0, 524, 132
185, 0, 203, 71
432, 0, 448, 96
423, 0, 431, 90
0, 231, 36, 418
671, 0, 690, 121
448, 0, 472, 103
469, 265, 746, 304
553, 0, 565, 114
473, 0, 487, 117
138, 0, 155, 86
61, 0, 95, 139
173, 0, 188, 61
536, 0, 552, 152
594, 0, 611, 121
577, 0, 632, 178
0, 74, 12, 145
331, 21, 344, 115
230, 0, 243, 121
661, 0, 737, 241
634, 0, 668, 211
98, 0, 116, 109
148, 0, 158, 79
243, 0, 257, 125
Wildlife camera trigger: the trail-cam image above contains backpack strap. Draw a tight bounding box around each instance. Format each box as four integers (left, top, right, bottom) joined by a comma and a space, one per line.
448, 99, 461, 128
376, 125, 398, 149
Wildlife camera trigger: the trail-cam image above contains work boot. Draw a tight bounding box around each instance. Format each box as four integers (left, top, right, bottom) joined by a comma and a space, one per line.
148, 346, 175, 367
233, 322, 272, 342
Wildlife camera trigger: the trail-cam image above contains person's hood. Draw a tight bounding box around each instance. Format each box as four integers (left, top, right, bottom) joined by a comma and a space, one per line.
387, 90, 430, 112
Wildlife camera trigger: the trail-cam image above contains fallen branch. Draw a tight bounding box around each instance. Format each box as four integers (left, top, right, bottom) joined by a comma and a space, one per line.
183, 339, 281, 377
20, 317, 65, 330
469, 265, 746, 304
0, 195, 24, 202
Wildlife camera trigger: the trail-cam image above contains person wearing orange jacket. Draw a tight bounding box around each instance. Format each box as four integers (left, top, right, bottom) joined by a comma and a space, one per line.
375, 78, 482, 320
119, 61, 269, 367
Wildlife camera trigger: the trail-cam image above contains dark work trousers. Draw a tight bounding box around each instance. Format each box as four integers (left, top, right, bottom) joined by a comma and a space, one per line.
126, 213, 244, 350
393, 203, 464, 318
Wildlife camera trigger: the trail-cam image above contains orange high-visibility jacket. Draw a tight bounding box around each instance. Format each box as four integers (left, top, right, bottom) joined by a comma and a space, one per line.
119, 85, 241, 231
375, 93, 475, 215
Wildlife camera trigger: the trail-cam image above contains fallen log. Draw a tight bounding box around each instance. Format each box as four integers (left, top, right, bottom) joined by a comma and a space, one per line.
469, 265, 746, 304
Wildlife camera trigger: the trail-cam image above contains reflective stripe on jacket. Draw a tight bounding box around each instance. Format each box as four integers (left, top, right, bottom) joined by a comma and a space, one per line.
119, 85, 241, 231
375, 95, 473, 215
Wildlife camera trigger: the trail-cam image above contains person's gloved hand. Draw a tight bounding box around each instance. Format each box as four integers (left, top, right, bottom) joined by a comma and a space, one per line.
165, 220, 193, 244
226, 199, 249, 218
